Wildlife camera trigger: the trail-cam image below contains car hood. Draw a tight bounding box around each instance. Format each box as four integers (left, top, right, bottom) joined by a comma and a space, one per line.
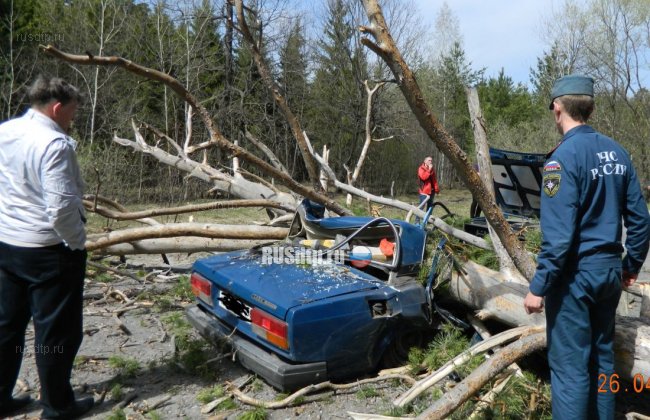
192, 250, 384, 319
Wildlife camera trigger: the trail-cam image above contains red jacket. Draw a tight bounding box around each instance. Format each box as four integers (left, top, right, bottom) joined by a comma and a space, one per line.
418, 163, 439, 195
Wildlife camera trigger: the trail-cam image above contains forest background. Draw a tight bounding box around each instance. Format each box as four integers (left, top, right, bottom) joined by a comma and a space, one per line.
1, 0, 649, 206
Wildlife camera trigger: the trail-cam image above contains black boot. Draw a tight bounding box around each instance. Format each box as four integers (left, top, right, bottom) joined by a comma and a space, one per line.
0, 394, 33, 417
41, 397, 94, 419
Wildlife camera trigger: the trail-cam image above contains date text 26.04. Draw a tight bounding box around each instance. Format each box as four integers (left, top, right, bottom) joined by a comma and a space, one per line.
598, 373, 650, 393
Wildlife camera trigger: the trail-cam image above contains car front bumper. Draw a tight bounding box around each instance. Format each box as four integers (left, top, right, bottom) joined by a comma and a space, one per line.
186, 305, 328, 391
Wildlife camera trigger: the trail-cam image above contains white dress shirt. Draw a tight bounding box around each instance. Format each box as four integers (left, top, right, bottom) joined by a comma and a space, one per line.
0, 108, 86, 249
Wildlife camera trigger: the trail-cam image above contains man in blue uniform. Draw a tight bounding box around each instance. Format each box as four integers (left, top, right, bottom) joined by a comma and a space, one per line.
524, 75, 649, 419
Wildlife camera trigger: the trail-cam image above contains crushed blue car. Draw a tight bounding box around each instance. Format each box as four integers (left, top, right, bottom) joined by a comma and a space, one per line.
186, 200, 444, 390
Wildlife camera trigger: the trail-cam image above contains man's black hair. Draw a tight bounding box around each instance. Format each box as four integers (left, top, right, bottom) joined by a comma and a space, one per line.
28, 75, 82, 106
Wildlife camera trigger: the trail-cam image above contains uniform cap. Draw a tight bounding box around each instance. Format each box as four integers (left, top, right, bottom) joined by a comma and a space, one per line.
549, 74, 594, 109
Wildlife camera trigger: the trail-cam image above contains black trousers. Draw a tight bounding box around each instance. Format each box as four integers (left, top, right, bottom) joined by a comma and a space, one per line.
0, 241, 86, 412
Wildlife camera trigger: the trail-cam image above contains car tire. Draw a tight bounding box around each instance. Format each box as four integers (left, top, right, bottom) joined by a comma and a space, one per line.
380, 328, 425, 368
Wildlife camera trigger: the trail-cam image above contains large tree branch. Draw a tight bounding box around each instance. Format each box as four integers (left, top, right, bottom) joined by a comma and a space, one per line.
466, 87, 526, 283
358, 1, 536, 280
92, 238, 271, 255
84, 198, 295, 221
418, 332, 547, 419
244, 129, 290, 175
86, 223, 287, 251
113, 122, 295, 210
40, 45, 351, 216
233, 0, 321, 190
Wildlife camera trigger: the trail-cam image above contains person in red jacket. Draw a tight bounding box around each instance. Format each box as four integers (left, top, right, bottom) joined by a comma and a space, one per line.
417, 156, 439, 222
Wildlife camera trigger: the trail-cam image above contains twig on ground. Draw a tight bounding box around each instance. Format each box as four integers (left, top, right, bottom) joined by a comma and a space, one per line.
201, 396, 231, 414
115, 391, 138, 409
153, 316, 168, 343
227, 374, 415, 409
348, 413, 414, 420
113, 313, 132, 335
87, 260, 144, 283
133, 394, 172, 413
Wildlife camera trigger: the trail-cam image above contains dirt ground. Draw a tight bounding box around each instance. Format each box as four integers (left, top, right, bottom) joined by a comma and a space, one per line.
5, 248, 650, 420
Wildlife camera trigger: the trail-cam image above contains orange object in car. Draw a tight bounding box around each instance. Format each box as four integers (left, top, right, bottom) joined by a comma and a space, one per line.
379, 238, 395, 257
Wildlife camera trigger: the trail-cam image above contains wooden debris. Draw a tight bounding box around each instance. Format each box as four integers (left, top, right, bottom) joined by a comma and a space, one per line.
227, 374, 415, 409
393, 325, 542, 408
417, 332, 546, 420
201, 396, 231, 414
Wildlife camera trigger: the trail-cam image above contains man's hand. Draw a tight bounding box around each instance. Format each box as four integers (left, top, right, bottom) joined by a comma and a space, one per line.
622, 271, 638, 288
523, 292, 544, 314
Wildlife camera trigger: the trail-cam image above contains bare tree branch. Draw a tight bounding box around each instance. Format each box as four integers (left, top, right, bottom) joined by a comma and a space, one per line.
233, 0, 321, 190
466, 87, 526, 284
303, 133, 490, 249
418, 332, 547, 419
244, 129, 290, 175
84, 198, 295, 221
39, 44, 351, 216
358, 0, 536, 280
86, 223, 287, 251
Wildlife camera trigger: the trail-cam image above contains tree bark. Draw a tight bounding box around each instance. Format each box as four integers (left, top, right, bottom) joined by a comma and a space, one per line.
466, 87, 526, 283
85, 223, 287, 251
85, 198, 295, 221
418, 332, 547, 420
92, 237, 271, 255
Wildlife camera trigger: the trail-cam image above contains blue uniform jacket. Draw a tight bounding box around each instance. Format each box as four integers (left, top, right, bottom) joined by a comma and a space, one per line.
530, 125, 650, 296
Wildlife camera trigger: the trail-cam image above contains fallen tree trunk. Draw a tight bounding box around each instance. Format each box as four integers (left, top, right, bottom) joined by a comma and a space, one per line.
394, 325, 543, 408
92, 238, 272, 255
86, 224, 288, 251
450, 261, 546, 327
359, 0, 536, 280
417, 332, 547, 420
84, 198, 296, 221
450, 260, 650, 379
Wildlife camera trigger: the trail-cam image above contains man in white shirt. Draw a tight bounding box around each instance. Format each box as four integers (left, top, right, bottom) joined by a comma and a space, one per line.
0, 76, 93, 419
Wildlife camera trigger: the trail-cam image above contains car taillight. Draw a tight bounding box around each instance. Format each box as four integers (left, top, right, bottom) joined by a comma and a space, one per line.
251, 308, 289, 350
190, 272, 213, 306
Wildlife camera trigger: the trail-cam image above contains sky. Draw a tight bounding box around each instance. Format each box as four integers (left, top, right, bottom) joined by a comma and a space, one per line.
413, 0, 554, 87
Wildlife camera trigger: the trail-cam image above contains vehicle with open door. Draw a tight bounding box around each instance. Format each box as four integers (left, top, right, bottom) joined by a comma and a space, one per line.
186, 199, 445, 391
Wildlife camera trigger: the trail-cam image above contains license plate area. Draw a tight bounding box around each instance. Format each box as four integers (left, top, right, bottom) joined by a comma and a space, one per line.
218, 290, 252, 321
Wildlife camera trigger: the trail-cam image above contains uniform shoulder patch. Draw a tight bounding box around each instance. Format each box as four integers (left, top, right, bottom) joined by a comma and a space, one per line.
544, 160, 561, 172
543, 173, 561, 197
